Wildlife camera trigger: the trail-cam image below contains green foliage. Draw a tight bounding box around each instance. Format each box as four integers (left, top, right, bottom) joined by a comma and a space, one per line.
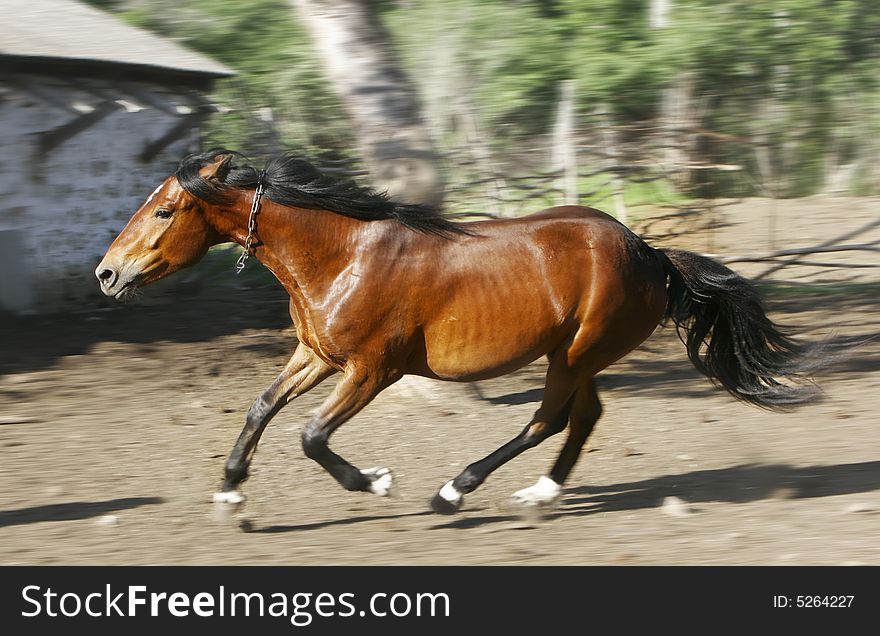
386, 0, 880, 196
85, 0, 880, 197
85, 0, 353, 156
384, 0, 573, 138
388, 0, 665, 125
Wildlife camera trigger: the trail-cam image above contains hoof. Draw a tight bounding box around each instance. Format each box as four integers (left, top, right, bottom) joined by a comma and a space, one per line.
213, 489, 246, 505
509, 476, 561, 509
212, 490, 245, 521
362, 467, 396, 497
430, 480, 463, 515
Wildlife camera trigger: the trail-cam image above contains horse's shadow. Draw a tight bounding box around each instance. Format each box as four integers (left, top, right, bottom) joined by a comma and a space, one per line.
0, 496, 164, 528
249, 510, 436, 534
430, 460, 880, 529
250, 461, 880, 532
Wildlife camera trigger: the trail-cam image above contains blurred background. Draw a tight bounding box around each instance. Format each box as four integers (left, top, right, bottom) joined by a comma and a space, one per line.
3, 0, 880, 311
93, 0, 880, 203
0, 1, 878, 565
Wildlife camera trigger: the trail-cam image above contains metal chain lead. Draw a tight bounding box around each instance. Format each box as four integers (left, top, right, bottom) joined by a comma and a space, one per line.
235, 171, 267, 274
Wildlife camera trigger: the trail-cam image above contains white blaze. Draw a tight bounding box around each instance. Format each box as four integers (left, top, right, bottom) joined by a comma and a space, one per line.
145, 184, 163, 205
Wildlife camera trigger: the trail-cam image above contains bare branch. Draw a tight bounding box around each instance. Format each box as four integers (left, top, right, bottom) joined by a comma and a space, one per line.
718, 242, 880, 265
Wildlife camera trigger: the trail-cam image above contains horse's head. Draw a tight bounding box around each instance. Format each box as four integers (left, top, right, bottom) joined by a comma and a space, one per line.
95, 156, 232, 300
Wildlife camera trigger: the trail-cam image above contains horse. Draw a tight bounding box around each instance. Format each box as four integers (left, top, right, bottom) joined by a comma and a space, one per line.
95, 149, 821, 515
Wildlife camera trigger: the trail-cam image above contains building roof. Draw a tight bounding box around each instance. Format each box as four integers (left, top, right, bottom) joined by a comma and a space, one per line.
0, 0, 234, 79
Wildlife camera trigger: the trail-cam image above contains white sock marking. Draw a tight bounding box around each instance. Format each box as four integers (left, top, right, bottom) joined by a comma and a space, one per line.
362, 467, 394, 497
439, 480, 463, 505
213, 490, 245, 505
510, 476, 562, 506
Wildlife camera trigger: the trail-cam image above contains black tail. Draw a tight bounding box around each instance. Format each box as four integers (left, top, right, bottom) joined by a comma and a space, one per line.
658, 248, 822, 411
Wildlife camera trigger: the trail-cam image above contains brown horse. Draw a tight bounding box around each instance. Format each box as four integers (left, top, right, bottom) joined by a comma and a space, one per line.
96, 149, 819, 514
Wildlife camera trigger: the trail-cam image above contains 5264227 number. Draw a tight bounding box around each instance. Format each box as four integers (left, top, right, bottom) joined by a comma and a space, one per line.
796, 596, 853, 608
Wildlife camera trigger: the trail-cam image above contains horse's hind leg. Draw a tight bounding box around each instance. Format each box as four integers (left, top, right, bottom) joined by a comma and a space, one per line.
431, 353, 580, 514
214, 343, 336, 504
509, 379, 601, 508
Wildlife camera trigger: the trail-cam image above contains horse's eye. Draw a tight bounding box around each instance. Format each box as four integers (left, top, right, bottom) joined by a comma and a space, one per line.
155, 209, 173, 219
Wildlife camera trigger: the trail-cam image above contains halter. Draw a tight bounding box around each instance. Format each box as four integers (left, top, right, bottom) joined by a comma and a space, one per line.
235, 170, 267, 274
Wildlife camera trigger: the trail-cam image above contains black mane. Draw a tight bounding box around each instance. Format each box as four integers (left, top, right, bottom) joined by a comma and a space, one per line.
175, 148, 469, 238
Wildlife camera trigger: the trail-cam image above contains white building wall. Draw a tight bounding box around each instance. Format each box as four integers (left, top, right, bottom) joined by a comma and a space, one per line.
0, 76, 201, 313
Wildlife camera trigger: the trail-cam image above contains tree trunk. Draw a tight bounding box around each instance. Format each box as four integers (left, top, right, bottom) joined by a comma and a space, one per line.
551, 80, 578, 206
290, 0, 444, 207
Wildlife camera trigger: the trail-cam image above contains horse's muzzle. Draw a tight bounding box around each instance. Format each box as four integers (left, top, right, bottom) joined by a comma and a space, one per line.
95, 263, 137, 299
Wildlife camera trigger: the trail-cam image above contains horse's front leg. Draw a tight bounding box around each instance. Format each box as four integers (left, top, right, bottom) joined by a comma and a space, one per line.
214, 343, 336, 505
301, 367, 400, 496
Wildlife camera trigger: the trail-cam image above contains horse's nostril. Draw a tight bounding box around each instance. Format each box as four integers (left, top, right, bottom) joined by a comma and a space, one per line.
98, 268, 115, 282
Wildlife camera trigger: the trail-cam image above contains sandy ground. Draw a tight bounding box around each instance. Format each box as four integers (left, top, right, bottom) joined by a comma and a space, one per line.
1, 197, 878, 565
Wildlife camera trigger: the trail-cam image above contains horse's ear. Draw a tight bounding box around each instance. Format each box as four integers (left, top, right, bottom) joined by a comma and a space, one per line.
201, 154, 233, 182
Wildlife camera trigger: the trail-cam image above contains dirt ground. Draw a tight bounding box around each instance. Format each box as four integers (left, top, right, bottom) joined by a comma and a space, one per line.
1, 197, 878, 565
